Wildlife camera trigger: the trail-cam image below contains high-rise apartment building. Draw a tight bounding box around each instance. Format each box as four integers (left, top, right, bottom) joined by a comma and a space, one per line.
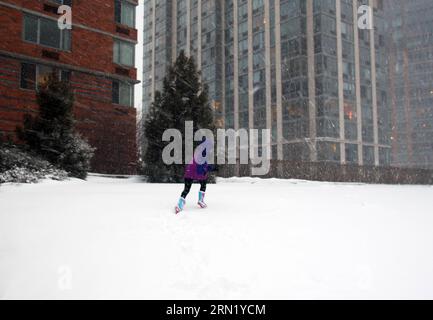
142, 0, 223, 123
143, 0, 390, 166
387, 0, 433, 169
0, 0, 139, 174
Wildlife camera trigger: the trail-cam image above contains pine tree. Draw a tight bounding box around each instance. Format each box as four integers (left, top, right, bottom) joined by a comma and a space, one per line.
142, 51, 215, 183
17, 74, 94, 179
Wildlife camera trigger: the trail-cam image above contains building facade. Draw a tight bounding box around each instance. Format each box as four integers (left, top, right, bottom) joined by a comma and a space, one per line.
142, 0, 224, 121
0, 0, 139, 174
143, 0, 391, 166
386, 0, 433, 169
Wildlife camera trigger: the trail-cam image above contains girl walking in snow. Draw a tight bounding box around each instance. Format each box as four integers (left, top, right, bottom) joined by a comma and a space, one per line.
175, 138, 216, 214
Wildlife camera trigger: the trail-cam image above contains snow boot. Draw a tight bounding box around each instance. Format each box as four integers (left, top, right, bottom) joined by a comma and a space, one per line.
175, 197, 186, 214
198, 191, 207, 208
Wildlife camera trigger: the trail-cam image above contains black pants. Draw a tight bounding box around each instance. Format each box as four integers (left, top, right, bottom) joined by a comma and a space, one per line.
181, 178, 207, 199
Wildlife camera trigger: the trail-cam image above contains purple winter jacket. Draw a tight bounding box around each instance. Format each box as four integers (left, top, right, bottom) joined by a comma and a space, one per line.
184, 140, 213, 181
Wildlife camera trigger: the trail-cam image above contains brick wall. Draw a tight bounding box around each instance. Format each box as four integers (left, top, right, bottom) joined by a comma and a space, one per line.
0, 0, 139, 174
0, 3, 137, 78
0, 56, 137, 174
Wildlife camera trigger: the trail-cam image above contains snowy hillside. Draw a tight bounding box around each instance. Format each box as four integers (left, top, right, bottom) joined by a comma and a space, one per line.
1, 176, 433, 299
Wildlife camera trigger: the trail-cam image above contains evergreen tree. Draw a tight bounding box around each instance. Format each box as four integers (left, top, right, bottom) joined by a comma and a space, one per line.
17, 74, 94, 179
143, 51, 215, 182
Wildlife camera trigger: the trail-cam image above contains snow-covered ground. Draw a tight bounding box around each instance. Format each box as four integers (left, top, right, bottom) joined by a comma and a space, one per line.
1, 175, 433, 299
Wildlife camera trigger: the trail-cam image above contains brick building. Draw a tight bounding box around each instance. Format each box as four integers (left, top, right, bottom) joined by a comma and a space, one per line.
0, 0, 139, 174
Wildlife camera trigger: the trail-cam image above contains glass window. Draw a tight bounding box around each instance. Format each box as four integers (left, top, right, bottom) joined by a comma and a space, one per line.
20, 63, 36, 90
112, 81, 132, 106
318, 142, 340, 162
112, 81, 120, 104
345, 144, 358, 164
363, 146, 375, 166
62, 27, 71, 51
61, 70, 71, 82
20, 63, 70, 90
121, 42, 134, 66
113, 40, 135, 67
119, 82, 131, 106
115, 0, 135, 28
40, 18, 61, 48
37, 65, 56, 87
23, 15, 71, 51
121, 2, 135, 27
379, 148, 390, 166
115, 0, 122, 24
23, 15, 38, 43
113, 41, 120, 64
